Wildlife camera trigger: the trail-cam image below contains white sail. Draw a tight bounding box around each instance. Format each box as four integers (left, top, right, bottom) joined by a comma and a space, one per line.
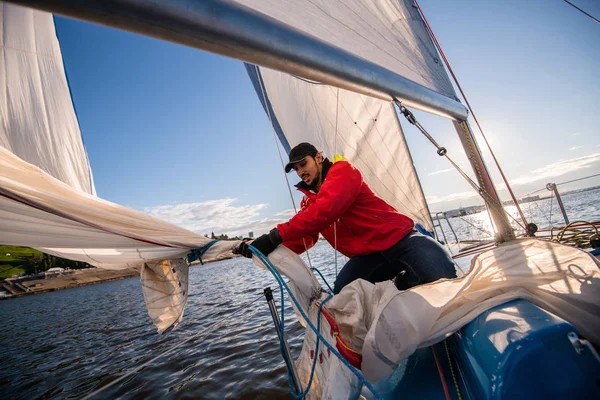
0, 4, 234, 266
249, 66, 434, 231
0, 4, 237, 333
235, 0, 456, 99
244, 0, 456, 231
0, 3, 94, 194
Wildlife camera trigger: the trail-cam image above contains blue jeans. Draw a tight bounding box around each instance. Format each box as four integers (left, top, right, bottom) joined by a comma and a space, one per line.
333, 231, 457, 294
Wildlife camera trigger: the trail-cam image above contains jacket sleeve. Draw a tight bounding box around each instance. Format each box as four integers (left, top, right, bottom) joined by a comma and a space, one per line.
277, 161, 362, 242
280, 195, 319, 254
281, 233, 319, 254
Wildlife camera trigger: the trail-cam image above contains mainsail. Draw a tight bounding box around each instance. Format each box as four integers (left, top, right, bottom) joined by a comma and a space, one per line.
244, 0, 461, 232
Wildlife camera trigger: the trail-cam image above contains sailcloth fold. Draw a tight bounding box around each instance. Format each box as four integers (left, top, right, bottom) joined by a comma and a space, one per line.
260, 239, 600, 387
327, 239, 600, 382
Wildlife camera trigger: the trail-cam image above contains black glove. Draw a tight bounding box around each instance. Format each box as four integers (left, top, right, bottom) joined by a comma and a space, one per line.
235, 228, 282, 258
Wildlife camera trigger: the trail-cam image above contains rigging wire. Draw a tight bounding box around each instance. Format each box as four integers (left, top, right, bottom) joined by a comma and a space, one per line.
458, 214, 494, 238
412, 0, 529, 229
82, 293, 265, 400
525, 173, 600, 197
564, 0, 600, 24
395, 101, 526, 233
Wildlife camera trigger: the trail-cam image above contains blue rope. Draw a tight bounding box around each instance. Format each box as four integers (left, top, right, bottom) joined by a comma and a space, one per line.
311, 267, 334, 293
186, 240, 219, 265
249, 246, 382, 399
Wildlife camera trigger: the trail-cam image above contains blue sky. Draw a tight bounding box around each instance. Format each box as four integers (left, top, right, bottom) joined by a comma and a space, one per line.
54, 0, 600, 237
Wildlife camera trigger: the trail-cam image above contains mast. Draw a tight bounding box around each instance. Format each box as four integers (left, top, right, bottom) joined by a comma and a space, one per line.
411, 0, 516, 241
6, 0, 468, 121
453, 120, 515, 241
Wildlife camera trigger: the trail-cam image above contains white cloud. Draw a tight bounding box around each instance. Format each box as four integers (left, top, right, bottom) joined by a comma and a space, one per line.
143, 198, 286, 236
427, 168, 454, 176
275, 209, 297, 217
569, 146, 583, 151
510, 153, 600, 186
426, 191, 478, 205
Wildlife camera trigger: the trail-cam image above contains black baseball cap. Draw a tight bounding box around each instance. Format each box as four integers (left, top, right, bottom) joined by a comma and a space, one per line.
284, 143, 319, 173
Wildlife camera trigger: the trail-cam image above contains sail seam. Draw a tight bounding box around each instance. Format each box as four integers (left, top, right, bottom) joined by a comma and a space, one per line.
0, 44, 62, 60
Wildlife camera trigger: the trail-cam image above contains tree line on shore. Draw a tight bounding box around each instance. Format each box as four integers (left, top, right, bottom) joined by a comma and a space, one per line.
0, 245, 92, 279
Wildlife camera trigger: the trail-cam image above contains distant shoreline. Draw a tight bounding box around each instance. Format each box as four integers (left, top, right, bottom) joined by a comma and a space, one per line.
0, 255, 235, 300
0, 267, 141, 299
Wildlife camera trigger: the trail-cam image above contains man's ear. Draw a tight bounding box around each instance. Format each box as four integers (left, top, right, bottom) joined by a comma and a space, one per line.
316, 152, 323, 164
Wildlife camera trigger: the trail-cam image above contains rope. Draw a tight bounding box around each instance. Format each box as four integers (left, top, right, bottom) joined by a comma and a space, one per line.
551, 220, 599, 247
311, 267, 334, 293
413, 0, 529, 230
82, 293, 265, 400
431, 346, 451, 400
248, 246, 382, 399
186, 240, 219, 265
444, 340, 463, 400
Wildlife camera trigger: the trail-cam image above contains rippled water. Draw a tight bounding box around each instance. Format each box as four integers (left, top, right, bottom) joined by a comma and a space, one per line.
0, 245, 346, 399
1, 189, 597, 399
435, 187, 600, 243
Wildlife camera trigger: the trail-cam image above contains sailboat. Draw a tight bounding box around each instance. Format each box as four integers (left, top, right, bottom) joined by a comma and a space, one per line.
1, 0, 599, 399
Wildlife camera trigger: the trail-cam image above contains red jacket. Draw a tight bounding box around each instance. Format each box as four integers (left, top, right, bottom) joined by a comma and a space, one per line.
277, 159, 414, 258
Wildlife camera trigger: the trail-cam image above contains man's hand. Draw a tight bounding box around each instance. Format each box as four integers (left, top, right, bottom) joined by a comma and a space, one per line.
234, 229, 282, 258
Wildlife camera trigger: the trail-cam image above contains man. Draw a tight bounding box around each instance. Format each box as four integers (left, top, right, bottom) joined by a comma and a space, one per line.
236, 142, 456, 293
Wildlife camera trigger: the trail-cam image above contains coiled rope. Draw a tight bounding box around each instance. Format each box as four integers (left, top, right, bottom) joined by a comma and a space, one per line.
551, 221, 599, 247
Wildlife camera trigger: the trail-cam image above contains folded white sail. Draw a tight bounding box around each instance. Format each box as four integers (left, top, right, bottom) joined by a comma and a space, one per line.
0, 4, 234, 266
0, 146, 235, 267
260, 239, 600, 388
328, 239, 600, 382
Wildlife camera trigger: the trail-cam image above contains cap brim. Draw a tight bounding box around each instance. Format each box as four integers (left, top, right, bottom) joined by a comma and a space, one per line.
284, 155, 308, 173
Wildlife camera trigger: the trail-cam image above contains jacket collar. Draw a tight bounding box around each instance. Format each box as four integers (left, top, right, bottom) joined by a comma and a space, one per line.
295, 158, 332, 193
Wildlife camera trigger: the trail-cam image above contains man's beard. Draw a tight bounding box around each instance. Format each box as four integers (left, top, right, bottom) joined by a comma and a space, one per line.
309, 165, 322, 189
